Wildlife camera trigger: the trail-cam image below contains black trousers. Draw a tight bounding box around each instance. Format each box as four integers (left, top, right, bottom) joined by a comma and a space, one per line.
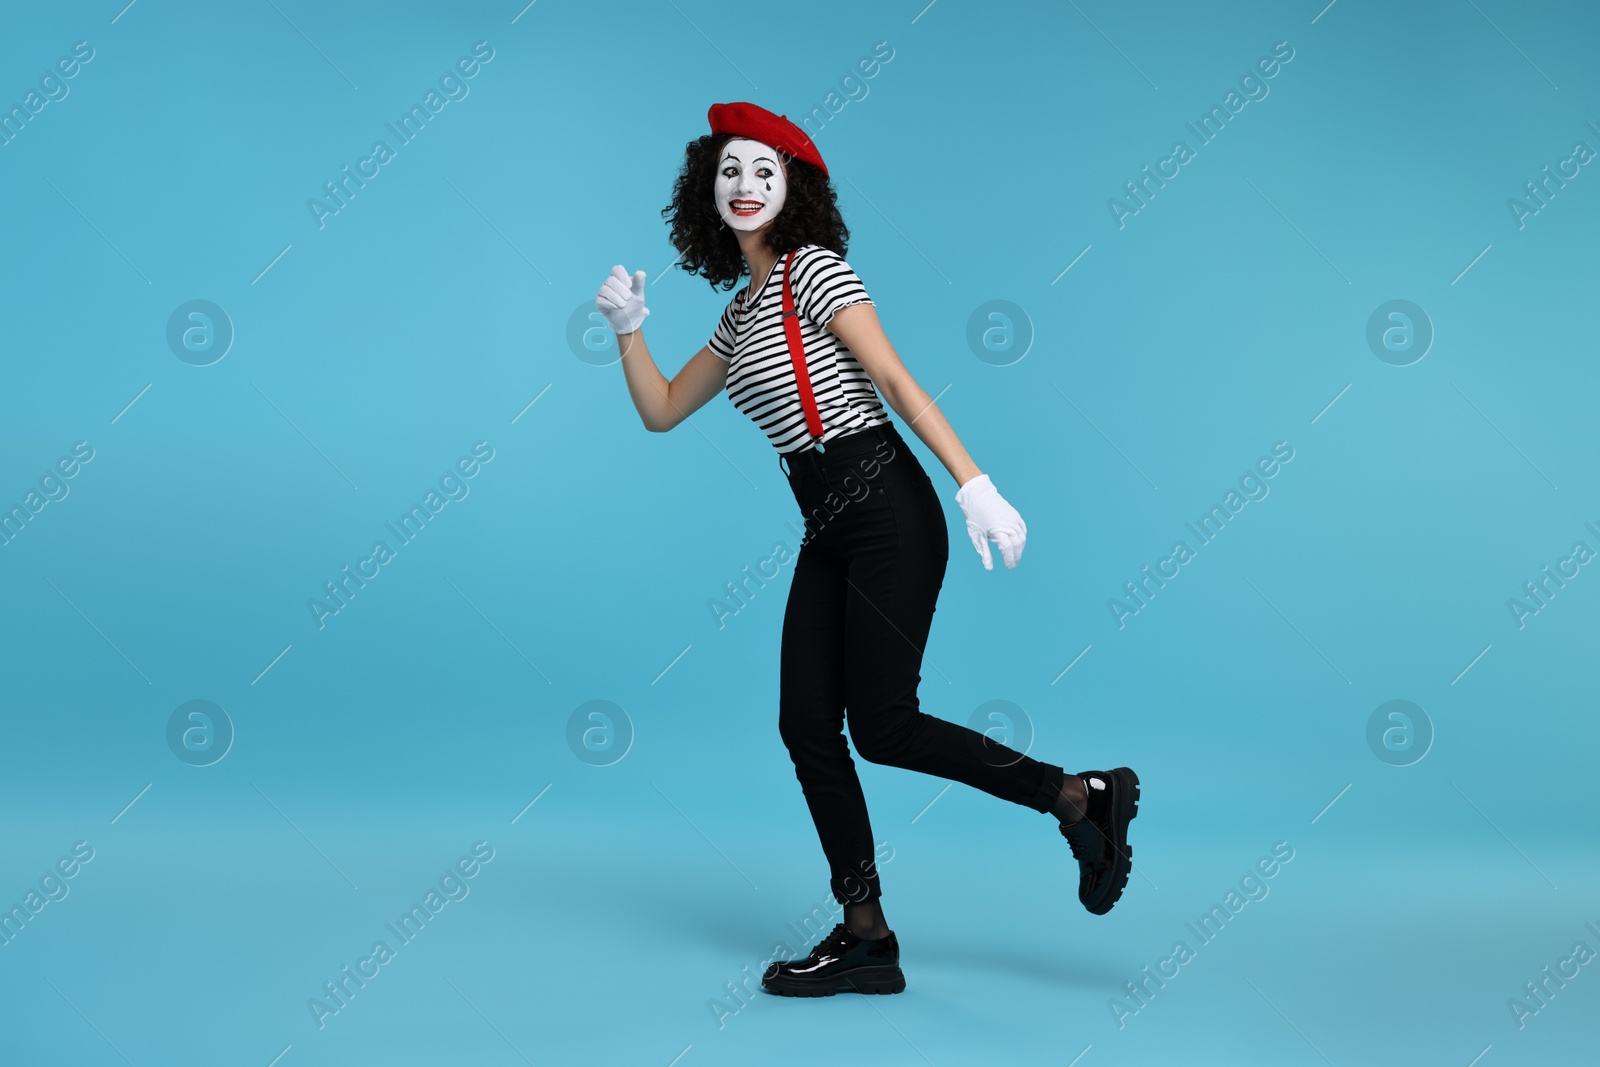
776, 419, 1066, 907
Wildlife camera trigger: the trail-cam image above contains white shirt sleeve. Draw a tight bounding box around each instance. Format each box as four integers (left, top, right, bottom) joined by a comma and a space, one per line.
793, 245, 874, 328
707, 299, 737, 362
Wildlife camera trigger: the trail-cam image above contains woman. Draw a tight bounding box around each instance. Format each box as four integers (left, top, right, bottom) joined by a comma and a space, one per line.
595, 101, 1139, 997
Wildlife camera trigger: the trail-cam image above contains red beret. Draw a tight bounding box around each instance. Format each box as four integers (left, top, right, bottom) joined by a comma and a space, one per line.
707, 101, 828, 178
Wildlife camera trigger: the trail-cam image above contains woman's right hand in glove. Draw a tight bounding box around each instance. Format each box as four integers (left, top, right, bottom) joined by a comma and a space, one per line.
596, 264, 650, 335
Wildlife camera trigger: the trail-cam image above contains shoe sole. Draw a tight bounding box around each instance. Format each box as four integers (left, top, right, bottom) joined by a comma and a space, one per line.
762, 965, 906, 997
1086, 766, 1140, 915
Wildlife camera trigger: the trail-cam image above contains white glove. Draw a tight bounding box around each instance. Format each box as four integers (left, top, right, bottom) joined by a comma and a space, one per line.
954, 473, 1027, 570
595, 265, 649, 334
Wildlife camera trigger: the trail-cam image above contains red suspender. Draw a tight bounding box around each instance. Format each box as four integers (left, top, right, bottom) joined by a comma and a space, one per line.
779, 248, 827, 449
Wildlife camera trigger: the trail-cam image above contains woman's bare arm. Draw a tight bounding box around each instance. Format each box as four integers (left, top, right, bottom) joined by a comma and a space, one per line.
827, 303, 982, 489
616, 330, 729, 432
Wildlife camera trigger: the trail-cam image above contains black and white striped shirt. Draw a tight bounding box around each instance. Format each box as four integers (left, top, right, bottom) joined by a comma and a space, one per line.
707, 243, 891, 453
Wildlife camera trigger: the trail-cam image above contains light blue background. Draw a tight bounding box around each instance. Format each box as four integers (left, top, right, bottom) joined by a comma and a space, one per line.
2, 1, 1597, 1064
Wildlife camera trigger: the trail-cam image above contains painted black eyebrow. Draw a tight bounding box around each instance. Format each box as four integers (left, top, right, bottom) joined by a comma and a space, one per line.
720, 153, 779, 166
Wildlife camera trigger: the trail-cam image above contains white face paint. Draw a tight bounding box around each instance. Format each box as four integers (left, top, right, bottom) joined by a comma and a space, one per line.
714, 138, 787, 232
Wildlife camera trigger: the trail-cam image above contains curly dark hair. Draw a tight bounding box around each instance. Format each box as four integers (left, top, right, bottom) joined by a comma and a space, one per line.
661, 132, 850, 291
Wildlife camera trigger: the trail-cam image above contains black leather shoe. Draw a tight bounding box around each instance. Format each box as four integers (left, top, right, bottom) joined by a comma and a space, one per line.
761, 921, 905, 997
1059, 766, 1140, 915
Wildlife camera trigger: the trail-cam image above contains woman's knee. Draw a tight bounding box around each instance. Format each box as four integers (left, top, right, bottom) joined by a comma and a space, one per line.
779, 702, 847, 752
848, 709, 918, 765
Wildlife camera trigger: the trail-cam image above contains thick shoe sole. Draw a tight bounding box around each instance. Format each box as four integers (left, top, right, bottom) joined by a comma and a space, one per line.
1087, 766, 1140, 915
762, 965, 906, 997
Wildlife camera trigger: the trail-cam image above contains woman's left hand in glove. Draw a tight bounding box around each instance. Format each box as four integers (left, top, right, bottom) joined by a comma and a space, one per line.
954, 473, 1027, 570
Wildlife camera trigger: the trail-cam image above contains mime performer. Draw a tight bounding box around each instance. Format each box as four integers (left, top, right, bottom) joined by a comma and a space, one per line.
596, 101, 1140, 997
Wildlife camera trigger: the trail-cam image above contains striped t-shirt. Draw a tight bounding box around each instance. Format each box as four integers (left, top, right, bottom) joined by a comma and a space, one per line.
707, 243, 891, 453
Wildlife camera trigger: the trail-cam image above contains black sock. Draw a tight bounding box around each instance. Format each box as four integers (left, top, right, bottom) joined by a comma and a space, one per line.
843, 899, 889, 939
1051, 772, 1089, 825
